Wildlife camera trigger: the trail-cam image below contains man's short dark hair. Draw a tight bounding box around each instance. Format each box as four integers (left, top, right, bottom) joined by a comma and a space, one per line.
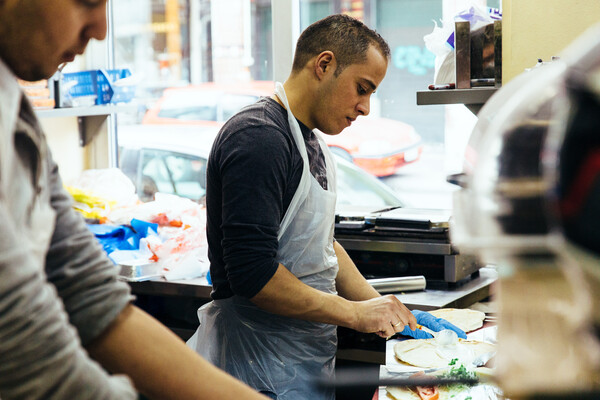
291, 14, 390, 76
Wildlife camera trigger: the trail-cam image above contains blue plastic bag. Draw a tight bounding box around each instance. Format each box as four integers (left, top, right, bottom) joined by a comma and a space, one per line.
88, 218, 158, 256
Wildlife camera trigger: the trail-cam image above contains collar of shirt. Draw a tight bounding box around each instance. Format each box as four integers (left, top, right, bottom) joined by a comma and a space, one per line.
0, 58, 47, 191
0, 58, 24, 142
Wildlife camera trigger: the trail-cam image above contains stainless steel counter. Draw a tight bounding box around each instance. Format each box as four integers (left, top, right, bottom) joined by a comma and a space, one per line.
396, 266, 497, 311
127, 267, 496, 308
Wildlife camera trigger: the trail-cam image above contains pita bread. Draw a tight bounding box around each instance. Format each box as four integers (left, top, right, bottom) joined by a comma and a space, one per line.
386, 386, 422, 400
428, 308, 486, 333
394, 338, 495, 369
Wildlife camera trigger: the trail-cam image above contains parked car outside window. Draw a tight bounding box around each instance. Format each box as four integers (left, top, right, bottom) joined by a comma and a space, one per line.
118, 124, 215, 203
141, 81, 274, 127
118, 126, 404, 209
140, 81, 423, 177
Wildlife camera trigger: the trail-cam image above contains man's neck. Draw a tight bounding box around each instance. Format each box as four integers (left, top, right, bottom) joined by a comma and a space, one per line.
275, 76, 316, 131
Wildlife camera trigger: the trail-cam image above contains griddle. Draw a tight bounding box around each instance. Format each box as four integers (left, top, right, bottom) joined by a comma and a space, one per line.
335, 206, 483, 284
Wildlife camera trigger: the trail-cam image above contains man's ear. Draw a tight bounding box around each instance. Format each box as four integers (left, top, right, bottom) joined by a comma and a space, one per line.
314, 51, 336, 80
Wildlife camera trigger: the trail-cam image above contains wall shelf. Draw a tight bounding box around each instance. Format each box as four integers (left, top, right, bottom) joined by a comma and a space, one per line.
416, 87, 498, 115
35, 104, 136, 119
36, 104, 137, 146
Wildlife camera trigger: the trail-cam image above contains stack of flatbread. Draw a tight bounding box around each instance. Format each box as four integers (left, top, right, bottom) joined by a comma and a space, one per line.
393, 338, 495, 368
428, 308, 486, 333
394, 308, 493, 369
388, 309, 496, 399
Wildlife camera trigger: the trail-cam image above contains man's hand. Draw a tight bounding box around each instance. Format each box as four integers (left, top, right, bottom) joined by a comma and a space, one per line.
399, 310, 467, 339
352, 295, 417, 338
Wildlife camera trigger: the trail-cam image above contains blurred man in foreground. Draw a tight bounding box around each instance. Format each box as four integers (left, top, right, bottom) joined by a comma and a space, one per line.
0, 1, 268, 399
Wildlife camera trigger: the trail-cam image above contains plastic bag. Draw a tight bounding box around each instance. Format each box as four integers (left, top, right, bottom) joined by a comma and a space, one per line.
424, 19, 456, 84
144, 224, 209, 281
454, 3, 497, 34
89, 218, 158, 257
105, 193, 209, 280
66, 168, 139, 221
89, 223, 138, 254
107, 192, 205, 228
424, 2, 500, 85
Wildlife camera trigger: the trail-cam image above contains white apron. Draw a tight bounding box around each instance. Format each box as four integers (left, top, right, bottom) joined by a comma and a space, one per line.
188, 82, 339, 399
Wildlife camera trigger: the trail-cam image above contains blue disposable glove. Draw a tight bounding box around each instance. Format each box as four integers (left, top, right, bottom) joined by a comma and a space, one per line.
400, 310, 467, 339
399, 324, 434, 339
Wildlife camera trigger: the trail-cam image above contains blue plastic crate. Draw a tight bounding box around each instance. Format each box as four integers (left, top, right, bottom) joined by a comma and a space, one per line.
62, 69, 135, 105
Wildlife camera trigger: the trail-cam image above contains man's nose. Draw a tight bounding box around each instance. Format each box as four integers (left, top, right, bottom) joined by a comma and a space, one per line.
83, 4, 108, 42
357, 99, 370, 116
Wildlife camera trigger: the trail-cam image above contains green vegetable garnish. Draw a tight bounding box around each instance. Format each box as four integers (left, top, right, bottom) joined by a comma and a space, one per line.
443, 363, 476, 380
440, 361, 477, 389
442, 360, 478, 396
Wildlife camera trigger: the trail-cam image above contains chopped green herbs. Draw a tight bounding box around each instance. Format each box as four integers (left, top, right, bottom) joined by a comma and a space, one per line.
442, 363, 477, 380
442, 360, 478, 398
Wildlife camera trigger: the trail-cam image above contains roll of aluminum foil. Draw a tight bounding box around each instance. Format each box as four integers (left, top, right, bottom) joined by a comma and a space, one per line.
367, 276, 426, 294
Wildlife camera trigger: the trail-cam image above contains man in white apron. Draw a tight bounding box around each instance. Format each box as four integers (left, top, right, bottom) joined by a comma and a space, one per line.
189, 14, 465, 399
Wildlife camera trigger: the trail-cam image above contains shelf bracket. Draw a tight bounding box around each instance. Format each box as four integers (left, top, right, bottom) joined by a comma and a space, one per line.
465, 103, 484, 115
78, 114, 108, 146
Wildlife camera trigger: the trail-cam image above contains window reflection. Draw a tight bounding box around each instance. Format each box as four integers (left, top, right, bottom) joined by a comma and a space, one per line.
113, 0, 273, 123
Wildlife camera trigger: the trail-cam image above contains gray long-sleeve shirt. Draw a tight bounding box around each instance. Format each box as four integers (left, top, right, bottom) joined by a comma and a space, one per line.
0, 59, 137, 399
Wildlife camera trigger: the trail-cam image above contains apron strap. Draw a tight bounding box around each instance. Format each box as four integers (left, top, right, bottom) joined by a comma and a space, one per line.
274, 82, 312, 239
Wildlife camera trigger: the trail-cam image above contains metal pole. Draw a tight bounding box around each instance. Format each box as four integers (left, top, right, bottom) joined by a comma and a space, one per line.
271, 0, 299, 84
107, 0, 119, 168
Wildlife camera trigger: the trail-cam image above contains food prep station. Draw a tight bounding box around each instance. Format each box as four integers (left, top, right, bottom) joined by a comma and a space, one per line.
126, 206, 497, 368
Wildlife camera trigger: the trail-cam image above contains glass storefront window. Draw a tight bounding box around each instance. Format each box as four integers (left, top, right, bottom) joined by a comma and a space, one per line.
113, 0, 500, 209
113, 0, 273, 205
113, 0, 273, 123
